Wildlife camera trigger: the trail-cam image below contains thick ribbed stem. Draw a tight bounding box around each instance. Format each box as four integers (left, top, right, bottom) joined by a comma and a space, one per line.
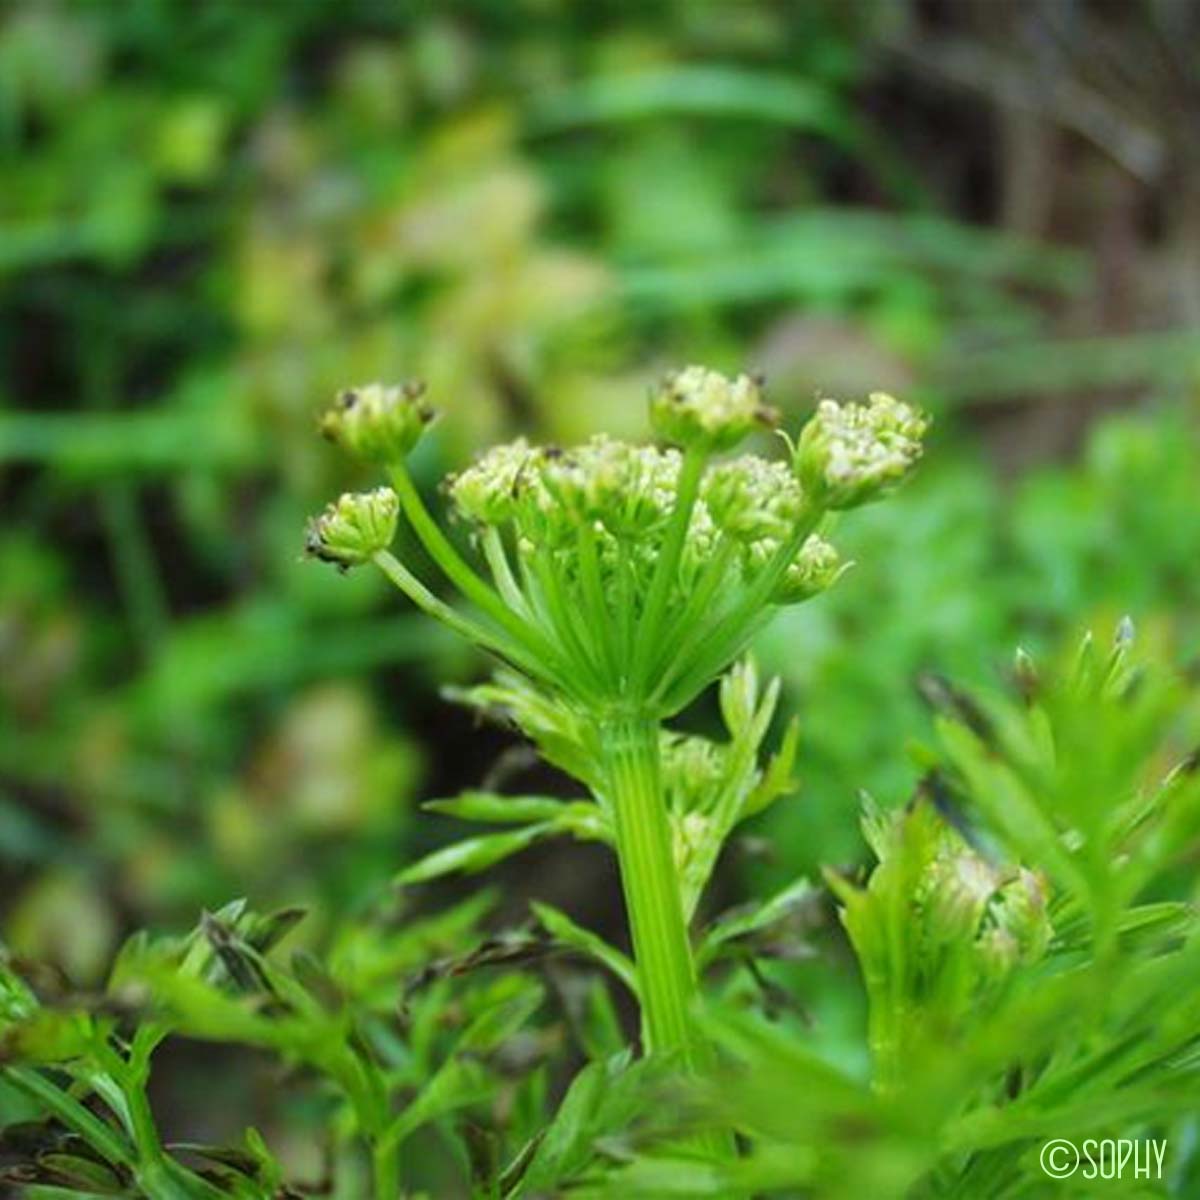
602, 716, 736, 1162
601, 715, 701, 1065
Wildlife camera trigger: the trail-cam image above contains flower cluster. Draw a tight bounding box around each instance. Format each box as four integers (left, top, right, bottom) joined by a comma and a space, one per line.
445, 438, 533, 526
319, 380, 435, 462
914, 817, 1052, 982
308, 368, 926, 710
650, 366, 777, 451
450, 437, 683, 548
306, 367, 927, 1098
704, 457, 805, 543
305, 487, 398, 569
794, 392, 927, 509
767, 534, 846, 605
661, 732, 729, 813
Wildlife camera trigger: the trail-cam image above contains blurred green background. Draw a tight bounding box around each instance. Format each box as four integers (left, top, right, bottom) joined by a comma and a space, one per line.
1, 0, 1198, 1165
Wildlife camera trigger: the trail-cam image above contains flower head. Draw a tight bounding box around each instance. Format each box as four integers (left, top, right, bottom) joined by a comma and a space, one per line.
794, 392, 927, 509
704, 457, 806, 543
305, 488, 399, 569
650, 366, 777, 452
538, 438, 681, 538
319, 380, 435, 462
775, 534, 845, 604
912, 812, 1052, 982
742, 533, 844, 604
661, 732, 728, 813
447, 438, 533, 526
976, 868, 1051, 980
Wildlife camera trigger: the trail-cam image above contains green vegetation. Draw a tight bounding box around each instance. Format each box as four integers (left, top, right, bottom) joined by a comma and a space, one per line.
3, 2, 1199, 1197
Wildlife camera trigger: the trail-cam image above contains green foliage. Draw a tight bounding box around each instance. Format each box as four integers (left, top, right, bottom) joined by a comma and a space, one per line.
2, 894, 572, 1199
4, 2, 1200, 1196
590, 627, 1200, 1198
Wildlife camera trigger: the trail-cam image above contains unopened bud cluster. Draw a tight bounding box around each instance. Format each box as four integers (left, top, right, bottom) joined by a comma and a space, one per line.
320, 380, 434, 463
650, 366, 777, 451
306, 367, 926, 708
305, 487, 398, 569
916, 821, 1051, 983
794, 392, 927, 509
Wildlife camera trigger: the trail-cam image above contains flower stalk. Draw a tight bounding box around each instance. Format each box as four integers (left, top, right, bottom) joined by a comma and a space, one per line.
601, 714, 700, 1063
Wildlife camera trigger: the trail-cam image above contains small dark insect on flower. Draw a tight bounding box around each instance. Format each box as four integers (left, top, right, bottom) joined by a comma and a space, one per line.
303, 529, 349, 570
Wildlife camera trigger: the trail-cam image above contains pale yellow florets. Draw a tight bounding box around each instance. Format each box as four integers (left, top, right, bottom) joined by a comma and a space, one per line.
794, 392, 927, 509
740, 532, 844, 604
704, 456, 807, 543
651, 365, 777, 451
447, 438, 533, 526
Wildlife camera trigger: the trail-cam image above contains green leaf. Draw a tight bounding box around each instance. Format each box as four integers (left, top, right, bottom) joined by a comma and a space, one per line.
423, 792, 569, 824
165, 1142, 262, 1178
382, 1058, 493, 1152
24, 1153, 127, 1193
499, 1130, 544, 1199
741, 716, 800, 820
697, 877, 815, 968
244, 907, 306, 954
520, 1057, 618, 1192
457, 978, 546, 1055
577, 975, 627, 1063
528, 66, 856, 142
531, 902, 638, 997
396, 824, 556, 885
0, 1011, 93, 1065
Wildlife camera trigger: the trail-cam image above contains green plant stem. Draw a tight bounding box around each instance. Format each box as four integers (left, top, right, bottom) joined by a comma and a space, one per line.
652, 507, 822, 711
371, 549, 544, 681
600, 715, 733, 1161
601, 715, 697, 1060
633, 445, 706, 691
576, 520, 618, 682
526, 547, 606, 696
480, 526, 530, 616
647, 536, 736, 684
373, 1141, 401, 1200
389, 463, 559, 670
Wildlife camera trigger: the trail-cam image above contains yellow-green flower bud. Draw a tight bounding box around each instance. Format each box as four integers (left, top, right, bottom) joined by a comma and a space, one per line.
917, 834, 1003, 945
704, 456, 806, 543
774, 534, 844, 604
794, 392, 927, 509
914, 817, 1052, 985
305, 487, 399, 569
537, 438, 681, 538
319, 380, 434, 462
742, 534, 844, 603
650, 365, 777, 452
661, 732, 728, 808
447, 439, 532, 526
976, 868, 1051, 981
673, 810, 713, 878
